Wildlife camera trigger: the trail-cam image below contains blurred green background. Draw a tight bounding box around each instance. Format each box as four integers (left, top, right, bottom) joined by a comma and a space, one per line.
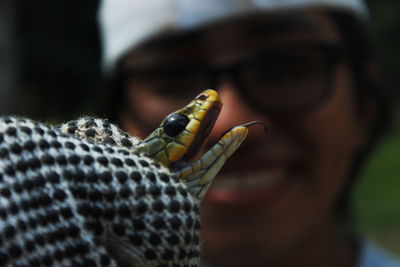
0, 0, 399, 256
353, 0, 400, 255
355, 113, 400, 254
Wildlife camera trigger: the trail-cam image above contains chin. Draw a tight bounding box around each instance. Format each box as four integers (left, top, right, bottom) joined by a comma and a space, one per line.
200, 232, 281, 267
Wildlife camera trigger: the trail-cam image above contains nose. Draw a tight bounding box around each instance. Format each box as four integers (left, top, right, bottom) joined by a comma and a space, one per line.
211, 80, 268, 139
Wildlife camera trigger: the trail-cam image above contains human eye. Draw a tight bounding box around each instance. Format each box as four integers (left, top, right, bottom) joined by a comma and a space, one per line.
244, 47, 327, 86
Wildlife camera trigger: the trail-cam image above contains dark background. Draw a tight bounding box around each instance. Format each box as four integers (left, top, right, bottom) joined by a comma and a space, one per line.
0, 0, 399, 254
0, 0, 101, 121
1, 1, 399, 121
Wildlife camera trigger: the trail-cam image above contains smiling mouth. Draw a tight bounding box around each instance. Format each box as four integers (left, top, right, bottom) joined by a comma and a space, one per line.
204, 158, 307, 204
212, 169, 286, 191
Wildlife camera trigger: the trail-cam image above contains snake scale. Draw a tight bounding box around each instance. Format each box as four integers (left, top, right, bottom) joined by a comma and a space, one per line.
0, 90, 259, 266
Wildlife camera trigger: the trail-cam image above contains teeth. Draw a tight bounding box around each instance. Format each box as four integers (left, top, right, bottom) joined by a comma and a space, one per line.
212, 170, 285, 191
212, 174, 240, 190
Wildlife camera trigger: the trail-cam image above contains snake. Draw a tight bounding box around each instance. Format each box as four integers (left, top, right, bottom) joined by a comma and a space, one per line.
0, 89, 265, 266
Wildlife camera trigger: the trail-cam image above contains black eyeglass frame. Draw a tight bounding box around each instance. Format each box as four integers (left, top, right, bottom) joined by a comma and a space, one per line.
119, 41, 347, 115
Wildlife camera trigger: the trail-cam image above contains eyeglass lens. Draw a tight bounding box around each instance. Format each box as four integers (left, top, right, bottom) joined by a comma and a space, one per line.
126, 44, 338, 112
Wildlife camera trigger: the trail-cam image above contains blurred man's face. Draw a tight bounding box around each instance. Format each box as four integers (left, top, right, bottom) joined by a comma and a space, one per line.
120, 11, 369, 267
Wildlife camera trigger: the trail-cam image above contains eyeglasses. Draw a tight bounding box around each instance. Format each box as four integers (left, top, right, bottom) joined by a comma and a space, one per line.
121, 42, 346, 113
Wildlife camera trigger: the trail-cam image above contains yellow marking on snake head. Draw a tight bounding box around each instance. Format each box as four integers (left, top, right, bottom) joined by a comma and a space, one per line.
166, 142, 187, 163
140, 89, 222, 167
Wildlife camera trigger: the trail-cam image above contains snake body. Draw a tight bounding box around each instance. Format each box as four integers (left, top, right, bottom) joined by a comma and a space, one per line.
0, 90, 252, 266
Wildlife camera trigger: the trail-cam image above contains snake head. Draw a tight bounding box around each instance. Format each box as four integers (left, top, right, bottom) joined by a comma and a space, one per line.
138, 89, 267, 200
138, 89, 222, 167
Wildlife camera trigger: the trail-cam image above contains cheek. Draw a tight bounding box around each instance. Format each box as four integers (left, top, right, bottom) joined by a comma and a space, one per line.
121, 87, 183, 138
246, 66, 365, 255
128, 87, 179, 124
300, 65, 364, 202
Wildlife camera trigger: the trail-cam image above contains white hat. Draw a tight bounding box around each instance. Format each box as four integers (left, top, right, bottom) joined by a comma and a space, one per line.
99, 0, 368, 72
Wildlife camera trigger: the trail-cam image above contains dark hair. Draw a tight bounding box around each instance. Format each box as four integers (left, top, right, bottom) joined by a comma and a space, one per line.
329, 9, 394, 236
96, 68, 125, 125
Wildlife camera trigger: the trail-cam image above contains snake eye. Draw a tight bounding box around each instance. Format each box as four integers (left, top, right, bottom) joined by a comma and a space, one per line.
196, 94, 208, 100
163, 113, 189, 137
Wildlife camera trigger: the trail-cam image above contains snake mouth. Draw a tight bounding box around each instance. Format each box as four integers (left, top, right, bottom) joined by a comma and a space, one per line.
184, 101, 222, 161
170, 101, 222, 171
